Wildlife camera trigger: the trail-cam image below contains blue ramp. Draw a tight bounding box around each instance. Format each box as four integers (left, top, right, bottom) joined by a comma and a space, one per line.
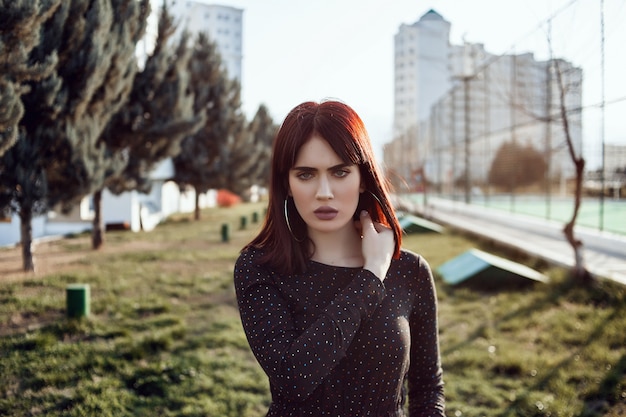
436, 249, 548, 290
398, 214, 444, 234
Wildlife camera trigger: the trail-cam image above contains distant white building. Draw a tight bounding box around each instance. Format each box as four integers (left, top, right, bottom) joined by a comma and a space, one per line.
385, 9, 583, 188
584, 143, 626, 197
0, 159, 217, 247
604, 144, 626, 174
167, 1, 243, 82
393, 9, 451, 137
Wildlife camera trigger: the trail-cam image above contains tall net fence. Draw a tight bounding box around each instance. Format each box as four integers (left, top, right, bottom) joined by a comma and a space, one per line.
384, 1, 626, 235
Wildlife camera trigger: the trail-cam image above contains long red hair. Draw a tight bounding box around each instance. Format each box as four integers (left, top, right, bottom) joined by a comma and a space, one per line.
244, 100, 402, 274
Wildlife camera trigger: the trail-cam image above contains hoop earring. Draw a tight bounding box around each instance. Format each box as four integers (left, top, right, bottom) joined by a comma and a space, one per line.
366, 190, 384, 209
284, 198, 304, 242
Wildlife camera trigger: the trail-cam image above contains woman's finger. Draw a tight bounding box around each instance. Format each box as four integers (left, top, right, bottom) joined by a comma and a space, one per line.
360, 210, 377, 236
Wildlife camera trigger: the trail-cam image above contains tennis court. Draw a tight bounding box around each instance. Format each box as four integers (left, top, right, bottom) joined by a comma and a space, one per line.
412, 194, 626, 236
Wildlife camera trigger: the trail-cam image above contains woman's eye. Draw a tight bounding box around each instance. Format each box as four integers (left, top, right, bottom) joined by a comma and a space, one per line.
297, 172, 313, 180
334, 169, 349, 178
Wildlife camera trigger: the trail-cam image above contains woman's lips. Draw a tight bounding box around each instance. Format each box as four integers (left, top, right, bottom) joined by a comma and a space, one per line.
314, 206, 338, 220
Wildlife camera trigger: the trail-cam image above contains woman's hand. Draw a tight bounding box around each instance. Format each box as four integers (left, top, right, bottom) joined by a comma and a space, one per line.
359, 210, 394, 282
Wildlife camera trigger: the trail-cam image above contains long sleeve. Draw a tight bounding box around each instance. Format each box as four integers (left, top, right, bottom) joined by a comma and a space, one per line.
234, 248, 386, 403
407, 257, 445, 416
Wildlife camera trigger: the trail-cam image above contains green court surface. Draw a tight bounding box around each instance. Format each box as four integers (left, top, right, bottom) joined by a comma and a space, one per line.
412, 194, 626, 236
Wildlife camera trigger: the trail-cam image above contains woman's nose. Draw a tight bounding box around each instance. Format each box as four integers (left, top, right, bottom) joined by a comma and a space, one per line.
316, 176, 334, 199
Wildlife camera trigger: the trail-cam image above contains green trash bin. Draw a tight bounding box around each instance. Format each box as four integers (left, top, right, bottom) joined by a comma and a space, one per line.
66, 284, 90, 318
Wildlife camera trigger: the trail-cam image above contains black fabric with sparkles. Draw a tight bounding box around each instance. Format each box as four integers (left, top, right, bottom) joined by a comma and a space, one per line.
234, 248, 445, 416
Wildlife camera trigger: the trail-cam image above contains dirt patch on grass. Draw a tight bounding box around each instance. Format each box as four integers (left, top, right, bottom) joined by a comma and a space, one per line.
0, 229, 242, 338
0, 242, 85, 283
0, 309, 65, 337
0, 235, 167, 283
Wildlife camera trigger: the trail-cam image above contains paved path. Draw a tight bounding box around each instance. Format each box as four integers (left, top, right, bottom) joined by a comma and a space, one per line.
396, 196, 626, 286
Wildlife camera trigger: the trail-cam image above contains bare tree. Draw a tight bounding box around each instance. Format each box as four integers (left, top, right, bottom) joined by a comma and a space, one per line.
552, 58, 592, 283
504, 31, 591, 284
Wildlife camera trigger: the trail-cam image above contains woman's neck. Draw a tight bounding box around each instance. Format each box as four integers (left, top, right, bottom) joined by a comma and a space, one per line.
308, 225, 364, 267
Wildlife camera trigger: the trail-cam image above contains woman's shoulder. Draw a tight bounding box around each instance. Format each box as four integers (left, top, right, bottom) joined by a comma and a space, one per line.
393, 248, 434, 278
234, 246, 275, 290
398, 248, 427, 266
236, 245, 263, 262
235, 246, 267, 272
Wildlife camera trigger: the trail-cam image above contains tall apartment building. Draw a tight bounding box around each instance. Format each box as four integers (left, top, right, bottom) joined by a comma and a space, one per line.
393, 9, 451, 137
167, 1, 243, 82
385, 9, 583, 190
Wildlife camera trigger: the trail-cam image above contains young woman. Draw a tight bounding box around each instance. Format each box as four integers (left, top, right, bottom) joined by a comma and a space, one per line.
234, 100, 444, 416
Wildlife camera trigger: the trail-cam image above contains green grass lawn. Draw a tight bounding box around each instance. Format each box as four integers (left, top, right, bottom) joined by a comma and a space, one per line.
0, 202, 624, 417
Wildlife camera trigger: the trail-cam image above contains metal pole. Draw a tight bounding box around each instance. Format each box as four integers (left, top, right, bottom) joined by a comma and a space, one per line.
545, 38, 553, 221
451, 89, 457, 200
599, 0, 606, 231
464, 76, 471, 204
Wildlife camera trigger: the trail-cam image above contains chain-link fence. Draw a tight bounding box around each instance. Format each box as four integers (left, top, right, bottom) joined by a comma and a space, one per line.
384, 2, 626, 235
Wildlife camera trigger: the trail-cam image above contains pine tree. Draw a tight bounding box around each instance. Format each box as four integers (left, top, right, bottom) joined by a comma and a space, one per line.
221, 98, 275, 199
0, 0, 61, 156
105, 5, 202, 194
0, 0, 150, 271
95, 3, 203, 248
172, 32, 230, 220
246, 104, 277, 189
40, 0, 151, 210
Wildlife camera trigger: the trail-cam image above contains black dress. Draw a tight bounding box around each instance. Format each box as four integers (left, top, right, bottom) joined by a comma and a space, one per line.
234, 248, 445, 416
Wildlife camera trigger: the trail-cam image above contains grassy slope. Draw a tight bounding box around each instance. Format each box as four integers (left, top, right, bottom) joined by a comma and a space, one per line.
0, 202, 624, 417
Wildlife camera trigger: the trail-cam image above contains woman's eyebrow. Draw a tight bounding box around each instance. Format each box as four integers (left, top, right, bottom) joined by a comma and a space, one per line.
291, 163, 352, 171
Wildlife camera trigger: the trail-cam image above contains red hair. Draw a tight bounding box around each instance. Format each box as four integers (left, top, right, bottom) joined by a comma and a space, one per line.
244, 100, 402, 274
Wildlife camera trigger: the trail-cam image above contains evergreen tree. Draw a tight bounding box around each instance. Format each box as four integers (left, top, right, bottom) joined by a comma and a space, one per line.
40, 0, 151, 210
0, 0, 149, 271
172, 32, 230, 220
0, 0, 60, 156
95, 3, 203, 248
222, 100, 274, 199
246, 104, 277, 189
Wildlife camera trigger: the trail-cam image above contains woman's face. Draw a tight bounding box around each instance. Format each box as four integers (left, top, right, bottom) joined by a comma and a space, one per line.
288, 135, 364, 237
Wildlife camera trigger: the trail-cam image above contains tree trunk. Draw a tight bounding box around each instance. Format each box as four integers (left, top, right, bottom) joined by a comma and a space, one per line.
19, 204, 35, 272
563, 157, 593, 284
554, 60, 593, 284
194, 187, 200, 221
92, 189, 104, 249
